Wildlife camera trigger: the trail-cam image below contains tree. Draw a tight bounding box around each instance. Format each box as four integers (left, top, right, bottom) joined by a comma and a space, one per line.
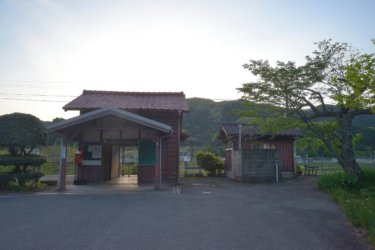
0, 113, 47, 172
238, 39, 375, 179
45, 117, 65, 145
196, 151, 224, 176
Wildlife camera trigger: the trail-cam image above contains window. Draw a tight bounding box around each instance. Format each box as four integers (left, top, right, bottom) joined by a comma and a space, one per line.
251, 142, 276, 150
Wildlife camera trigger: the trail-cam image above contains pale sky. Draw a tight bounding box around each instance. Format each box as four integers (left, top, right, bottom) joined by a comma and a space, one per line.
0, 0, 374, 121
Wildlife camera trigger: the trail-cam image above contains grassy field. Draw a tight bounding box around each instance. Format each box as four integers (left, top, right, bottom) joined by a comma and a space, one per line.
318, 166, 375, 248
297, 161, 375, 176
40, 162, 76, 175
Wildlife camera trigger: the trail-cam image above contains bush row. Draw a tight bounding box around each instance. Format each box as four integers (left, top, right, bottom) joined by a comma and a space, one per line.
0, 172, 44, 188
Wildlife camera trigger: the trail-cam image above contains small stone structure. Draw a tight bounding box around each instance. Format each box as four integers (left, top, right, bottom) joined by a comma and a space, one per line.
218, 124, 299, 182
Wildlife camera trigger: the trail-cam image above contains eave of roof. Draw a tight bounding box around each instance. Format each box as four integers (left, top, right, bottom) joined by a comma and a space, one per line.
218, 123, 300, 138
47, 108, 172, 134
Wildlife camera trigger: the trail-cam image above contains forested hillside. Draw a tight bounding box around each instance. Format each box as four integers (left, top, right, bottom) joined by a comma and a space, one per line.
45, 98, 375, 157
181, 98, 248, 148
182, 98, 375, 156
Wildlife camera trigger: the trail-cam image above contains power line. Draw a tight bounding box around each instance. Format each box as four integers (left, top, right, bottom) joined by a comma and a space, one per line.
0, 92, 76, 98
0, 79, 95, 84
0, 80, 101, 90
0, 97, 67, 103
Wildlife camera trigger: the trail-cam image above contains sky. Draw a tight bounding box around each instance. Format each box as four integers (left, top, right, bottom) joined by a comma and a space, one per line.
0, 0, 374, 121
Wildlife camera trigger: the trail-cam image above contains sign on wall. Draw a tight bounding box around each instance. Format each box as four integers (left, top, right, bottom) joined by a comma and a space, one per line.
83, 143, 102, 160
138, 139, 155, 165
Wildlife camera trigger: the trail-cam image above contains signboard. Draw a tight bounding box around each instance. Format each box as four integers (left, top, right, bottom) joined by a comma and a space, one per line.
83, 143, 102, 160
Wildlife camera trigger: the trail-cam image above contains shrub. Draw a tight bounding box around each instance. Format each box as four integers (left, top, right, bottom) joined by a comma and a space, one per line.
196, 151, 223, 176
318, 172, 359, 191
5, 180, 47, 192
296, 165, 303, 176
0, 155, 46, 167
0, 172, 44, 188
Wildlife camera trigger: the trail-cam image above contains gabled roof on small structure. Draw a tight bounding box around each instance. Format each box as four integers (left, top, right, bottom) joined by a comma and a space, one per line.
47, 108, 172, 134
63, 90, 189, 112
218, 123, 300, 139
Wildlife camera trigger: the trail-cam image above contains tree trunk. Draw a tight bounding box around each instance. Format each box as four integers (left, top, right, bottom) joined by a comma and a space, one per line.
337, 113, 362, 180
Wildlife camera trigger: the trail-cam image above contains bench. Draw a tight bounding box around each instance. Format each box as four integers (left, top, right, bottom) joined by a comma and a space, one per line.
304, 165, 319, 176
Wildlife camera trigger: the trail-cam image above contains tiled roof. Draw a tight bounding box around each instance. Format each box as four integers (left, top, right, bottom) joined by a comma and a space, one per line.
63, 90, 189, 112
219, 123, 259, 137
219, 123, 300, 138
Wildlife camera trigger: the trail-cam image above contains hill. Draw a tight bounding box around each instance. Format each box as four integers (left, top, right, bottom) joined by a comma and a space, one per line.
182, 98, 249, 147
182, 98, 375, 154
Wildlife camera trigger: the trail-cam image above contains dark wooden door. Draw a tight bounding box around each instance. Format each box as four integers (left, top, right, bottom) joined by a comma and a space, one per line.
102, 144, 112, 181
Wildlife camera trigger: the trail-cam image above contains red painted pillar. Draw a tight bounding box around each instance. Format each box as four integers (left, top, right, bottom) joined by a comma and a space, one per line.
58, 134, 67, 191
154, 140, 161, 190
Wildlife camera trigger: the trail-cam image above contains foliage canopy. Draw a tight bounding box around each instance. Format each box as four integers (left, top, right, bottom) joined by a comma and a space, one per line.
0, 113, 48, 156
238, 39, 375, 179
0, 113, 47, 173
196, 151, 224, 175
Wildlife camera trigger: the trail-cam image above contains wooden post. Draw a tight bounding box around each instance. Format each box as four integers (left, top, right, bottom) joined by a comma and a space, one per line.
154, 140, 161, 190
58, 134, 67, 191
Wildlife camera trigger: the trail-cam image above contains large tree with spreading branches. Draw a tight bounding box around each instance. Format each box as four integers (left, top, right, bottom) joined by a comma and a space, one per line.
238, 39, 375, 179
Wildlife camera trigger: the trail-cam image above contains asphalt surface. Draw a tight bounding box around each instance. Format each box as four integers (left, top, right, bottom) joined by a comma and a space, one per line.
0, 177, 370, 250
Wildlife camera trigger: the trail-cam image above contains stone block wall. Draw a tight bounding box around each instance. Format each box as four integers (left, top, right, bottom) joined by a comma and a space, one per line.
240, 149, 280, 182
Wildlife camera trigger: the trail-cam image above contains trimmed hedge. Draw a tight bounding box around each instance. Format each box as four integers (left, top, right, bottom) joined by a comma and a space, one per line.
0, 172, 44, 188
0, 155, 46, 167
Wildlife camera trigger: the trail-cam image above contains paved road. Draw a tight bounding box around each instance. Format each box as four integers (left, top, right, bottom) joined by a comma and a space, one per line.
0, 177, 370, 250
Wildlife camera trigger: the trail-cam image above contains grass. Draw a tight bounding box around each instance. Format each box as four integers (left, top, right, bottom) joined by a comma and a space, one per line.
0, 162, 75, 175
297, 162, 375, 176
123, 163, 137, 175
40, 162, 75, 175
4, 181, 49, 192
318, 167, 375, 247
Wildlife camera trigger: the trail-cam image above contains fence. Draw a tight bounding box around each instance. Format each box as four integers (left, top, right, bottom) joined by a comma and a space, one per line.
298, 157, 375, 176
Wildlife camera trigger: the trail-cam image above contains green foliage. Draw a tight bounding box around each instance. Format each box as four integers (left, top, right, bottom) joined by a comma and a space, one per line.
344, 53, 375, 110
297, 135, 332, 157
0, 172, 44, 188
238, 39, 375, 178
196, 151, 223, 175
0, 113, 48, 172
123, 163, 137, 175
3, 179, 47, 192
182, 98, 249, 150
318, 167, 375, 246
182, 97, 375, 158
318, 172, 359, 191
39, 162, 75, 175
0, 113, 48, 154
295, 165, 303, 176
0, 155, 46, 167
40, 144, 77, 163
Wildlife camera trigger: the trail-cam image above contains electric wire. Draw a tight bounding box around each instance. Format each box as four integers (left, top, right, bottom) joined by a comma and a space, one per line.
0, 92, 76, 98
0, 80, 239, 102
0, 97, 67, 102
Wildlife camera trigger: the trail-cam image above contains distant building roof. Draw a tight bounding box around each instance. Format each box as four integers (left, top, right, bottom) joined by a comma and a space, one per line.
63, 90, 189, 112
218, 123, 300, 139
